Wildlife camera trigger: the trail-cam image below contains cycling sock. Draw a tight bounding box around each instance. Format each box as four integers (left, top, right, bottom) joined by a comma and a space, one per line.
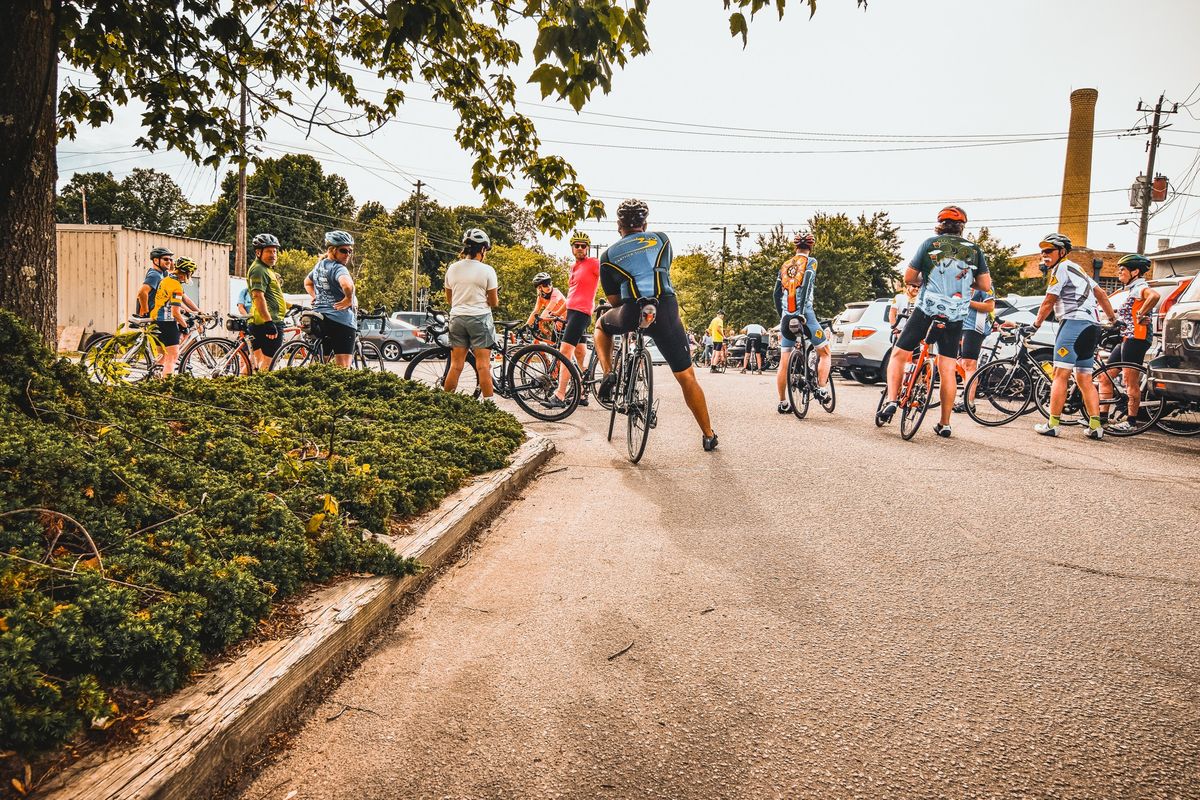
1089, 415, 1102, 430
1049, 415, 1061, 427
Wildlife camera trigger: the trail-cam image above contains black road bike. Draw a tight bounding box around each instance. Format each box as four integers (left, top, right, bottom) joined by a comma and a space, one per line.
403, 309, 581, 422
784, 318, 836, 419
270, 309, 385, 371
605, 299, 659, 464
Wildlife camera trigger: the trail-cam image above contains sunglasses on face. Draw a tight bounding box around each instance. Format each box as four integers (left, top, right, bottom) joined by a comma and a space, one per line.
337, 248, 353, 255
1040, 248, 1056, 254
571, 243, 588, 248
537, 282, 551, 288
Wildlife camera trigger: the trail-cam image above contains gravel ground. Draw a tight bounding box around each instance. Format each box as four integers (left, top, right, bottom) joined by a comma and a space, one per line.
239, 368, 1200, 800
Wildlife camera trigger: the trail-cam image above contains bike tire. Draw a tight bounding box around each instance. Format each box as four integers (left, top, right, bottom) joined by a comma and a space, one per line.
1095, 362, 1163, 436
900, 359, 934, 440
607, 349, 624, 442
404, 346, 479, 396
79, 334, 113, 383
270, 339, 317, 370
874, 387, 888, 427
178, 336, 250, 378
354, 340, 385, 372
788, 345, 811, 419
812, 348, 836, 413
963, 359, 1034, 427
509, 344, 579, 422
101, 334, 157, 384
1155, 401, 1200, 436
626, 348, 653, 464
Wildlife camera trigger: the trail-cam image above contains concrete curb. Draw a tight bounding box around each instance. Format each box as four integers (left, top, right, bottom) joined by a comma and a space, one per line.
39, 434, 556, 800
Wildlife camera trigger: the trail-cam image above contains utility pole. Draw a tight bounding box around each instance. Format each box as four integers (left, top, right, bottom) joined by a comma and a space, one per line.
411, 180, 424, 311
1136, 93, 1178, 253
234, 78, 248, 277
80, 185, 88, 224
590, 243, 606, 260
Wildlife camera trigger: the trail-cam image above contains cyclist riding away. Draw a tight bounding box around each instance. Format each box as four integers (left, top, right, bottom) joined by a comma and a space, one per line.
708, 311, 726, 370
594, 199, 718, 451
305, 230, 359, 368
1100, 252, 1160, 434
774, 231, 832, 413
247, 233, 288, 372
526, 271, 567, 342
444, 228, 499, 399
1030, 232, 1116, 439
546, 231, 601, 409
149, 256, 194, 376
877, 206, 993, 438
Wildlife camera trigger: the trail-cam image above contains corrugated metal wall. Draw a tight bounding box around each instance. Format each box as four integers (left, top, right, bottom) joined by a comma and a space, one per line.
56, 225, 231, 337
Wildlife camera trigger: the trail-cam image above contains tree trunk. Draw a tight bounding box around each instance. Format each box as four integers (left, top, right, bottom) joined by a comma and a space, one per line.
0, 0, 58, 345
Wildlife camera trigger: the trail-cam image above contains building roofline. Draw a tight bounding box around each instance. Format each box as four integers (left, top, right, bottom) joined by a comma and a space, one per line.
56, 223, 231, 248
1150, 241, 1200, 259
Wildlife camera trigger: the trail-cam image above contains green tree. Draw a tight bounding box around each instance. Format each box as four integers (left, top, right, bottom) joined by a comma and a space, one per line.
274, 249, 318, 294
858, 211, 904, 298
189, 154, 355, 253
356, 200, 389, 228
115, 168, 194, 233
392, 194, 462, 292
355, 227, 424, 311
454, 200, 537, 248
969, 227, 1024, 296
720, 230, 791, 330
56, 171, 124, 224
486, 245, 568, 323
672, 250, 721, 330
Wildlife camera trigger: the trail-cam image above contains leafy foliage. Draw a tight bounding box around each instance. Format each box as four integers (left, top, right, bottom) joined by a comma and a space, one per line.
355, 226, 427, 311
969, 227, 1024, 296
485, 245, 569, 323
56, 169, 194, 233
0, 311, 523, 757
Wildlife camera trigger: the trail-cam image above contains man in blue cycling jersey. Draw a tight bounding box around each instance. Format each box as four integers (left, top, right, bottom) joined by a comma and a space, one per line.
594, 199, 718, 451
877, 205, 993, 438
1031, 232, 1116, 439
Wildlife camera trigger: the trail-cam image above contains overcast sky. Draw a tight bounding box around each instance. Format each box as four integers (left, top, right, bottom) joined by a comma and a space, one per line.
57, 0, 1200, 262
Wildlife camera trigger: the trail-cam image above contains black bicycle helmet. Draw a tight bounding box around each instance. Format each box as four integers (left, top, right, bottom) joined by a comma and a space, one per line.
149, 246, 174, 260
616, 198, 650, 228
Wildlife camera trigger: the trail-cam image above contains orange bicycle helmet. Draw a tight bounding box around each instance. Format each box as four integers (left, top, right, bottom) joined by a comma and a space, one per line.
937, 205, 968, 223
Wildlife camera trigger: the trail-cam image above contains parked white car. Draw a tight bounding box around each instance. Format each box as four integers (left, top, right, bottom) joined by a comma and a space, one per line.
829, 299, 893, 384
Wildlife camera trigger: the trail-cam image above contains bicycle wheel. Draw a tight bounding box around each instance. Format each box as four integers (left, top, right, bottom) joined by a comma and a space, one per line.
508, 344, 579, 422
79, 334, 113, 382
354, 340, 385, 371
100, 335, 157, 384
178, 337, 250, 378
1094, 362, 1163, 436
626, 348, 654, 463
1156, 401, 1200, 436
270, 339, 317, 370
900, 358, 934, 440
963, 359, 1034, 426
607, 349, 625, 442
404, 346, 479, 396
874, 387, 888, 427
788, 345, 811, 419
811, 348, 835, 413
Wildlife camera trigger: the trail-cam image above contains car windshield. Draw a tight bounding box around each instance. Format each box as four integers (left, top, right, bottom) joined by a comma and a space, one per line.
837, 305, 869, 325
1180, 277, 1200, 303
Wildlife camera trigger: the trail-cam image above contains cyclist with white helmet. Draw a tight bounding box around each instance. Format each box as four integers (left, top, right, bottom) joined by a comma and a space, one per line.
247, 233, 288, 371
526, 270, 567, 341
594, 199, 718, 451
444, 228, 499, 399
305, 230, 359, 367
1030, 232, 1116, 439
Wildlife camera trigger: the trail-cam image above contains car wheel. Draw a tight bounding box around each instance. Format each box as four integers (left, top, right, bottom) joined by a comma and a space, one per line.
858, 369, 881, 385
381, 341, 402, 361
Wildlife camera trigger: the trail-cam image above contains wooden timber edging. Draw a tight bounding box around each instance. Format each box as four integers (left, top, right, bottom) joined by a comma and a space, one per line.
38, 434, 556, 800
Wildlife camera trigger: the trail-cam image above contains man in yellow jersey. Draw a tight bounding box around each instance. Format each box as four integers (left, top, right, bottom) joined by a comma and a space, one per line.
707, 310, 726, 370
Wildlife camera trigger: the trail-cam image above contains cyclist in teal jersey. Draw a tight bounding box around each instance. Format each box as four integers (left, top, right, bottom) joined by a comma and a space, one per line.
594, 199, 718, 451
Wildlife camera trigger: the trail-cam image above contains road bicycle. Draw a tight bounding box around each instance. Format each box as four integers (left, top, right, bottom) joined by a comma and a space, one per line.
82, 310, 219, 384
962, 325, 1163, 436
1155, 400, 1200, 436
403, 309, 582, 422
784, 319, 836, 419
874, 313, 945, 440
178, 305, 305, 378
269, 309, 385, 371
605, 298, 659, 464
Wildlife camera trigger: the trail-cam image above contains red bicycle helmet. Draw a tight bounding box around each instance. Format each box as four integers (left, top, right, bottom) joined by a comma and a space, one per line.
937, 205, 968, 223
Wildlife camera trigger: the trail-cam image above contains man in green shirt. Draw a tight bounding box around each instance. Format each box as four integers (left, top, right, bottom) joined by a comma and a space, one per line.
247, 233, 288, 371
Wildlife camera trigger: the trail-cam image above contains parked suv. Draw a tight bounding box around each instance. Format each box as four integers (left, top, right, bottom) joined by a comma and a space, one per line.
1150, 276, 1200, 402
829, 299, 893, 384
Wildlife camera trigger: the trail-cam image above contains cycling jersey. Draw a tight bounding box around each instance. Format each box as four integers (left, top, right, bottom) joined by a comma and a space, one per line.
962, 289, 993, 334
527, 287, 567, 325
307, 258, 355, 329
246, 258, 287, 325
743, 323, 767, 336
775, 255, 817, 315
707, 316, 725, 342
140, 267, 165, 316
150, 275, 184, 323
598, 231, 675, 301
566, 258, 600, 314
1116, 277, 1151, 340
1046, 259, 1097, 322
909, 235, 988, 323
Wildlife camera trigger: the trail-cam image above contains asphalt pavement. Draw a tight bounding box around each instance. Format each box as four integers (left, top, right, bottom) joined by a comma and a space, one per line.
238, 367, 1200, 800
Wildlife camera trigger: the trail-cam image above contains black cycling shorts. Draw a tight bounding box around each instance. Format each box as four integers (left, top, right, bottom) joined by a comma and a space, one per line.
598, 294, 692, 373
1109, 336, 1151, 366
895, 308, 963, 359
318, 320, 357, 356
248, 322, 285, 357
959, 329, 986, 361
155, 320, 181, 347
561, 309, 591, 346
745, 334, 764, 354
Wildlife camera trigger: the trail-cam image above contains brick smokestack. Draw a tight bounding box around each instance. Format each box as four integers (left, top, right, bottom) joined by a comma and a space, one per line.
1058, 88, 1098, 248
